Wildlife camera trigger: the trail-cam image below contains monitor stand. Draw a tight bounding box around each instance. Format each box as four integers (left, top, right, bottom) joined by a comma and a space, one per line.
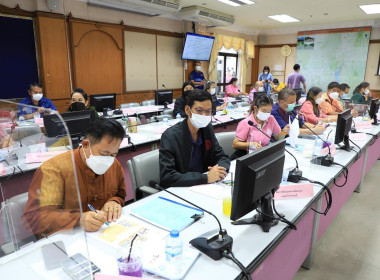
372, 117, 379, 126
338, 135, 352, 151
232, 192, 279, 232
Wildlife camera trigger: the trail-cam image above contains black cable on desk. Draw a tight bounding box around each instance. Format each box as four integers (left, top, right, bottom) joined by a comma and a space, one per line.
349, 139, 362, 160
300, 177, 332, 215
222, 249, 252, 280
331, 162, 348, 188
255, 202, 297, 230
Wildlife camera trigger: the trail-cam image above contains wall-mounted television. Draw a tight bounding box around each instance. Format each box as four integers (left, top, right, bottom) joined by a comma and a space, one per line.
181, 33, 215, 61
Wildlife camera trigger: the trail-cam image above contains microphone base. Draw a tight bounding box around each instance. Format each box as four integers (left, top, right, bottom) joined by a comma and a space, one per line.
287, 168, 302, 183
190, 229, 233, 261
310, 155, 334, 167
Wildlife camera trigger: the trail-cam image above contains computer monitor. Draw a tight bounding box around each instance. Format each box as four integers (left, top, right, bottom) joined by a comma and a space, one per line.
44, 110, 95, 138
90, 93, 116, 112
155, 90, 173, 107
230, 139, 286, 232
334, 109, 353, 151
369, 99, 380, 126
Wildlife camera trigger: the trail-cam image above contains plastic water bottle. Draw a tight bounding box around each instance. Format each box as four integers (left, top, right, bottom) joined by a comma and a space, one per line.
227, 102, 233, 110
18, 116, 25, 126
165, 230, 183, 263
163, 115, 168, 125
130, 102, 134, 108
176, 113, 181, 120
147, 100, 152, 106
312, 139, 323, 164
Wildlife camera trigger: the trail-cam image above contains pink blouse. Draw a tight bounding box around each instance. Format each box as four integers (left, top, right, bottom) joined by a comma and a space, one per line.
224, 84, 240, 97
299, 101, 327, 125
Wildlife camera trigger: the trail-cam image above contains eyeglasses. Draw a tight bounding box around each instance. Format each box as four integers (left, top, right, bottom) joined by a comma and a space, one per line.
193, 108, 212, 116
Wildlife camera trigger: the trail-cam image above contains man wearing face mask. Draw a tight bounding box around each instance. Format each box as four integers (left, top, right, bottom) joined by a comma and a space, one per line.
271, 88, 325, 135
23, 119, 127, 237
319, 82, 343, 116
18, 82, 57, 120
249, 81, 264, 104
189, 61, 205, 90
204, 80, 227, 114
159, 90, 230, 187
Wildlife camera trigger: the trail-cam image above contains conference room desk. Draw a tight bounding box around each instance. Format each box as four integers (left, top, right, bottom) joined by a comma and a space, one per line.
1, 123, 379, 280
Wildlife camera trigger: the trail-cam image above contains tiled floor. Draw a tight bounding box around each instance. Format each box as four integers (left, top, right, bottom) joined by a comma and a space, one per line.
293, 160, 380, 280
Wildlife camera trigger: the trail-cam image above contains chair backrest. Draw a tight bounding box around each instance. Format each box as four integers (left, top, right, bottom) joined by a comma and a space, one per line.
1, 192, 34, 254
215, 131, 236, 158
141, 100, 155, 106
127, 149, 160, 201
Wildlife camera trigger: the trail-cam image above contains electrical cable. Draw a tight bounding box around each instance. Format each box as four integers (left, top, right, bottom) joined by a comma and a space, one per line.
222, 249, 252, 280
272, 200, 297, 230
300, 176, 332, 215
349, 139, 362, 158
331, 162, 348, 188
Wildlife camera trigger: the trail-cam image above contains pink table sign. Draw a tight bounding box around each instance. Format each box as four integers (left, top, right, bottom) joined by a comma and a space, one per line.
320, 144, 337, 156
213, 115, 231, 122
274, 183, 314, 200
0, 163, 5, 175
349, 132, 367, 141
122, 108, 137, 115
25, 151, 66, 164
34, 118, 43, 125
354, 121, 372, 129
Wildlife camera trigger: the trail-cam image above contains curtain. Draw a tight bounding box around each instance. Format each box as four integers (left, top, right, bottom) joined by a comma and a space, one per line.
208, 34, 255, 92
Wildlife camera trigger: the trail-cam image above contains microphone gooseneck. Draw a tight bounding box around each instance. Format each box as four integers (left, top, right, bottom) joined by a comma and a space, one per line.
325, 98, 342, 113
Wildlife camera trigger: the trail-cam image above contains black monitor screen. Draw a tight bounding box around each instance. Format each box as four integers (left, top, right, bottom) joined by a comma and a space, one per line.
369, 99, 380, 125
230, 140, 286, 232
155, 90, 173, 106
90, 93, 116, 112
334, 109, 352, 150
44, 110, 95, 138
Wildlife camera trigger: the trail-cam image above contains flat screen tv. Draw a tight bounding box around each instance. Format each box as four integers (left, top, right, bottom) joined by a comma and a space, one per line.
181, 33, 215, 61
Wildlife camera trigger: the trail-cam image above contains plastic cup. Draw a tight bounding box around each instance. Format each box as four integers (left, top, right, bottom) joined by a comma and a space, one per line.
117, 255, 142, 277
222, 197, 232, 216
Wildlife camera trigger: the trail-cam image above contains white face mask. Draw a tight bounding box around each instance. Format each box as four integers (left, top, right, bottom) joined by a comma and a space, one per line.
82, 144, 114, 175
329, 91, 339, 100
190, 112, 211, 128
364, 89, 370, 95
195, 66, 201, 71
210, 88, 216, 95
315, 97, 323, 104
258, 87, 264, 92
32, 93, 43, 101
264, 71, 268, 74
256, 111, 270, 121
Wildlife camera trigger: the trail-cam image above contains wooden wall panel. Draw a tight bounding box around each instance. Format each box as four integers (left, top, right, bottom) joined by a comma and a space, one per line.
70, 20, 124, 95
37, 15, 71, 100
251, 46, 260, 85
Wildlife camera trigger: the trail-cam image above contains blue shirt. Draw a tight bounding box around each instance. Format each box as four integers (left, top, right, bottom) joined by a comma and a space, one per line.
18, 96, 57, 117
189, 70, 205, 90
271, 102, 305, 129
258, 72, 273, 95
188, 130, 203, 173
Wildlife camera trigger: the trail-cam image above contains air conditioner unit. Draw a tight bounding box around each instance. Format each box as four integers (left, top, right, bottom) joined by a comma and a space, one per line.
88, 0, 181, 16
178, 6, 235, 26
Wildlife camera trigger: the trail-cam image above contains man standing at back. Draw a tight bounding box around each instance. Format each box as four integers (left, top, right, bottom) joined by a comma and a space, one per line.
189, 61, 206, 90
159, 90, 230, 187
286, 64, 306, 93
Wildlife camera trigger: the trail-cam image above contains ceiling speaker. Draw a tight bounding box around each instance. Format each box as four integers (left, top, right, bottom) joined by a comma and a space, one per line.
47, 0, 60, 10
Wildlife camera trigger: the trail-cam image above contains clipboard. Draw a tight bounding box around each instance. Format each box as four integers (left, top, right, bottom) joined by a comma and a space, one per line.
130, 196, 204, 231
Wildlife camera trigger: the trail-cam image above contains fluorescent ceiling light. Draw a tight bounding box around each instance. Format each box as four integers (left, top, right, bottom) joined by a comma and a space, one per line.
237, 0, 255, 4
359, 4, 380, 14
268, 14, 300, 23
217, 0, 240, 7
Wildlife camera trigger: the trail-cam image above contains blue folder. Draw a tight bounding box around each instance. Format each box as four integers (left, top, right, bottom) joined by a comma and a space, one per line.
130, 196, 204, 231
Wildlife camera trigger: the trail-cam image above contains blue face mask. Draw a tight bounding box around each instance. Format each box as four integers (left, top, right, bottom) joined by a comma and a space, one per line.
286, 103, 296, 112
341, 94, 348, 99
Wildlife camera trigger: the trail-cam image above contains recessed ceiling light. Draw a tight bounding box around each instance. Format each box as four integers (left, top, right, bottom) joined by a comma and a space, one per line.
268, 14, 300, 23
359, 4, 380, 14
217, 0, 255, 7
238, 0, 255, 4
218, 0, 240, 7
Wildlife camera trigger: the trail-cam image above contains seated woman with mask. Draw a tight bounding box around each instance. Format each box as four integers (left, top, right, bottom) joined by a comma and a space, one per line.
68, 88, 99, 118
173, 81, 194, 118
204, 80, 227, 114
231, 95, 283, 159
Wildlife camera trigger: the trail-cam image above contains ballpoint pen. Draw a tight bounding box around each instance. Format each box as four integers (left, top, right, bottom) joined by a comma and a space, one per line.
88, 204, 110, 226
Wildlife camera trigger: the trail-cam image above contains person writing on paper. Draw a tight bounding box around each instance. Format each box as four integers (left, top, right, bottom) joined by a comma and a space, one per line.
173, 81, 194, 118
271, 88, 325, 135
258, 66, 273, 95
299, 87, 337, 125
270, 78, 285, 93
189, 61, 205, 90
319, 82, 343, 115
204, 80, 227, 114
160, 90, 230, 187
18, 83, 57, 120
231, 95, 283, 159
248, 81, 264, 104
351, 82, 372, 104
23, 119, 127, 236
224, 78, 248, 98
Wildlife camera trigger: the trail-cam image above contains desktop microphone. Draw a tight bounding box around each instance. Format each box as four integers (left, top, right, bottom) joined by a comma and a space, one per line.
247, 120, 302, 183
149, 181, 233, 261
325, 99, 342, 113
289, 112, 334, 166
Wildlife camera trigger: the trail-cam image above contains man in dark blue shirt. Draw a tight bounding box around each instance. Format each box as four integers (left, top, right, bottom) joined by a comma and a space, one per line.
189, 61, 205, 90
18, 83, 57, 120
159, 90, 230, 187
271, 88, 324, 135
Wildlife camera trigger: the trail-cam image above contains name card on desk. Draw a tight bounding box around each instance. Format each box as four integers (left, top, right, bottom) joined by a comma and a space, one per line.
34, 118, 43, 125
0, 123, 13, 128
349, 132, 367, 141
167, 103, 174, 109
355, 121, 372, 129
25, 151, 66, 164
320, 143, 337, 156
213, 115, 231, 122
0, 163, 5, 175
122, 108, 137, 115
274, 184, 314, 200
95, 274, 149, 280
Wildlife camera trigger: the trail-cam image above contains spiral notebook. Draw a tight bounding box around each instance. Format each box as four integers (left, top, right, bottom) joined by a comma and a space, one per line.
130, 196, 204, 232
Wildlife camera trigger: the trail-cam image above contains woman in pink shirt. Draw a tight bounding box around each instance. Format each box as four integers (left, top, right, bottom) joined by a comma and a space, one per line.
224, 78, 248, 98
231, 95, 283, 159
299, 87, 337, 125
